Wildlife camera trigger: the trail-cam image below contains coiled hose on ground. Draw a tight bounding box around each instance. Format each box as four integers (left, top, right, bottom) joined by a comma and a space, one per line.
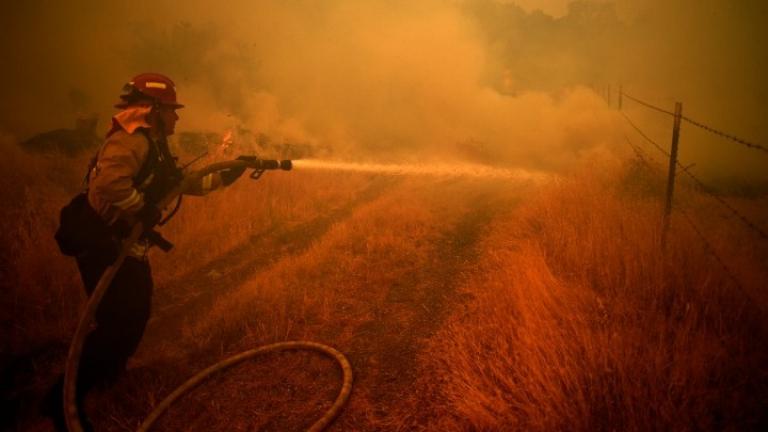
63, 160, 353, 431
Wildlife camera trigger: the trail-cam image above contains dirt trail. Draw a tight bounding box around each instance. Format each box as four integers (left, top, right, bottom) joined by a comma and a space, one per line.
332, 184, 511, 430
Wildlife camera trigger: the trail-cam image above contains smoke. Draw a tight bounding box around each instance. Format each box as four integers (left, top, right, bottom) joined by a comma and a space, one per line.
0, 1, 764, 180
619, 0, 768, 183
465, 0, 768, 181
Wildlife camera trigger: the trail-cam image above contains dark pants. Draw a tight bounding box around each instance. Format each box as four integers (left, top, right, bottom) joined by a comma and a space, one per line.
76, 253, 153, 391
44, 253, 153, 430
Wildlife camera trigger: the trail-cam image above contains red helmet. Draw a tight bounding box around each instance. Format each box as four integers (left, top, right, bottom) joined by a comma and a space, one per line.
115, 73, 184, 109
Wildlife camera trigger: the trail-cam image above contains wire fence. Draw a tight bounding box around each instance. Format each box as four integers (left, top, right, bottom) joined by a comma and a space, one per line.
621, 91, 768, 154
620, 111, 671, 158
616, 87, 768, 295
623, 134, 750, 295
620, 110, 768, 241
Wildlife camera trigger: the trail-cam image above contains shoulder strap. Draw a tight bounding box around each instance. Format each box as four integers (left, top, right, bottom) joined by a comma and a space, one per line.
134, 129, 159, 188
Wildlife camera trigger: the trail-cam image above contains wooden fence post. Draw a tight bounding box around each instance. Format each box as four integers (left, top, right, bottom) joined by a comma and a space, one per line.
662, 102, 683, 247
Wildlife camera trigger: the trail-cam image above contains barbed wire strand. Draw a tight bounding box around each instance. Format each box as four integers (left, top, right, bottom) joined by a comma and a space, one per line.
620, 111, 671, 158
620, 111, 768, 242
623, 136, 753, 301
676, 165, 768, 242
622, 90, 768, 154
621, 91, 677, 117
681, 115, 768, 154
624, 135, 663, 172
624, 136, 646, 162
677, 208, 751, 295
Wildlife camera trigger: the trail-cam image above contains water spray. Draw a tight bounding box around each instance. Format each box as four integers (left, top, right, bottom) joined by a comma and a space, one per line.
292, 159, 550, 181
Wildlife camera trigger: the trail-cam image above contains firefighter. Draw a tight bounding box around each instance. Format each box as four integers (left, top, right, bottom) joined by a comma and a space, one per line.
44, 73, 247, 431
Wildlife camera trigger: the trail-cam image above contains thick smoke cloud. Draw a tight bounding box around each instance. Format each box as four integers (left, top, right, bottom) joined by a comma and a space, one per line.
0, 1, 765, 179
467, 0, 768, 181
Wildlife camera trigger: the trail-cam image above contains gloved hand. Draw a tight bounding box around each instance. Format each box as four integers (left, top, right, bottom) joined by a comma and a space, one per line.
220, 156, 252, 186
136, 205, 162, 229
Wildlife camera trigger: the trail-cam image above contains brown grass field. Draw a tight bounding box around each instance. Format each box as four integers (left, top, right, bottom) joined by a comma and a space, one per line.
2, 137, 768, 431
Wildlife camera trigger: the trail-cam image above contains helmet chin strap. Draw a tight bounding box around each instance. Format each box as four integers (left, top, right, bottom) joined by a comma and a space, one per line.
149, 102, 168, 138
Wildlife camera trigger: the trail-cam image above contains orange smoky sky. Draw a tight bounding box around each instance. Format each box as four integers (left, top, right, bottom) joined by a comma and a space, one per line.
0, 0, 765, 182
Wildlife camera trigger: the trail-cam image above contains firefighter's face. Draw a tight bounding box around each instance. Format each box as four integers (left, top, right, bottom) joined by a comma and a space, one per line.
153, 105, 179, 136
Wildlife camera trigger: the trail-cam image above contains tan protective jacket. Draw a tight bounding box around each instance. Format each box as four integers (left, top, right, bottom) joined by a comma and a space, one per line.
87, 128, 223, 226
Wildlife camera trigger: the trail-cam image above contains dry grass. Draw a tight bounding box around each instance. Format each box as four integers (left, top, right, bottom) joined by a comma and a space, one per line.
0, 141, 374, 356
180, 178, 457, 349
401, 161, 768, 431
1, 140, 384, 431
152, 167, 377, 286
118, 177, 485, 431
4, 139, 767, 431
0, 139, 86, 354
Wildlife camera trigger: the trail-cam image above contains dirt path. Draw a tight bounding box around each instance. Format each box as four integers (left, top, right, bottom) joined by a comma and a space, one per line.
331, 183, 512, 430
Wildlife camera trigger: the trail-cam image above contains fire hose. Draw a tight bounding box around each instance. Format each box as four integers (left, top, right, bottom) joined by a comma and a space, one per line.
62, 159, 354, 432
